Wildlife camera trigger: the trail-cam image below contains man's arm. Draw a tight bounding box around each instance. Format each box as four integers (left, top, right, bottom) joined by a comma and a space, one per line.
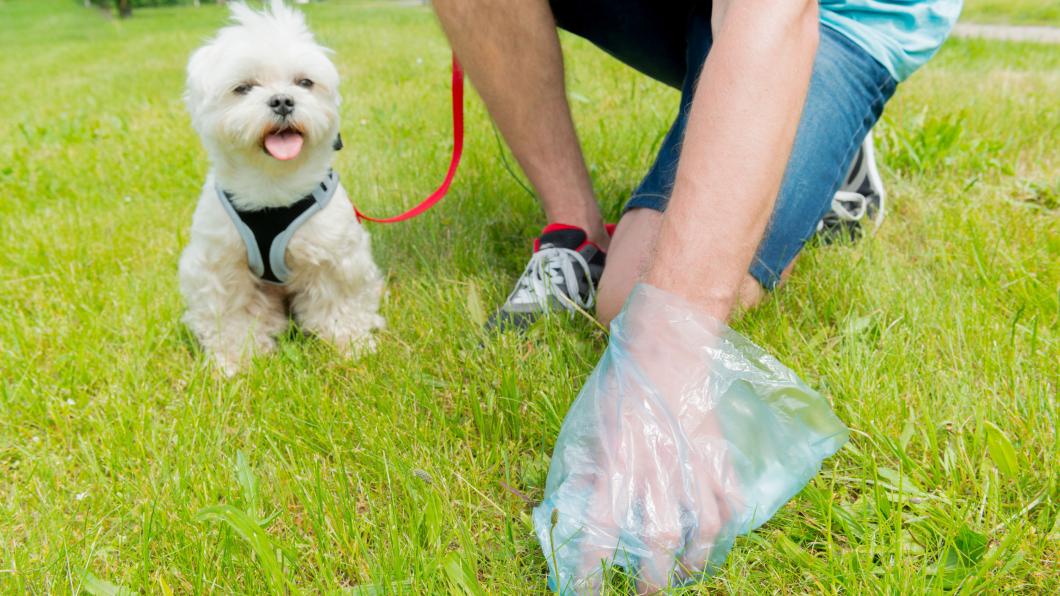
646, 0, 819, 320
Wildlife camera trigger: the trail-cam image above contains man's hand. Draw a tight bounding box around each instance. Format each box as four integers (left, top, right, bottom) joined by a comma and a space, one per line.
535, 285, 740, 592
533, 285, 849, 592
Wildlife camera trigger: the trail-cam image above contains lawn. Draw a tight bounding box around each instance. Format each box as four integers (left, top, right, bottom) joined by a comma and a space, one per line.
1, 0, 1057, 593
962, 0, 1060, 26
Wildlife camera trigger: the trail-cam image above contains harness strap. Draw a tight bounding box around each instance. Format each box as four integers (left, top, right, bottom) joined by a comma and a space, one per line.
354, 54, 464, 224
216, 170, 339, 285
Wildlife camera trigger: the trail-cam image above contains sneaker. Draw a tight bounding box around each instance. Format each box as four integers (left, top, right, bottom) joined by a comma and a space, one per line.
817, 131, 886, 242
486, 223, 608, 331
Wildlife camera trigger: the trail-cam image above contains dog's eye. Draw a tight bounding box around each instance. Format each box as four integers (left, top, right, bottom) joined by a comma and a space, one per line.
297, 78, 314, 89
233, 83, 255, 95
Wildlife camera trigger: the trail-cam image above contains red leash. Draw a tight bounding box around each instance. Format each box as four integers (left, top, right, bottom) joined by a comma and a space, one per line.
355, 54, 465, 224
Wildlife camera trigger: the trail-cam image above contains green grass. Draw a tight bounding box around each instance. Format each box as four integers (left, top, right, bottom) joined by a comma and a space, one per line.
962, 0, 1060, 26
1, 0, 1058, 592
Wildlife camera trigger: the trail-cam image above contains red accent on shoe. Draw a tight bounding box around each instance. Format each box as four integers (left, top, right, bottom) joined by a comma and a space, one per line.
533, 222, 616, 253
535, 223, 582, 252
541, 223, 585, 234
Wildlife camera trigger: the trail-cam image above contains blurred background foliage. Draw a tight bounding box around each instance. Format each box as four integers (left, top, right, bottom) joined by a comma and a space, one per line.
80, 0, 324, 19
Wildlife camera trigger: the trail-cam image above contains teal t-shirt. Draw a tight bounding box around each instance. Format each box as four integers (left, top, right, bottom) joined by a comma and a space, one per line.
819, 0, 963, 81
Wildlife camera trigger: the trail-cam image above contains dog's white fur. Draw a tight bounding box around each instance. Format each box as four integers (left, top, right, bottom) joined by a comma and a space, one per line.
180, 1, 383, 374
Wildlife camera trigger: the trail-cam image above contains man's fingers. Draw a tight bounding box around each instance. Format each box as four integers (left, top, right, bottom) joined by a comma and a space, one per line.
680, 412, 739, 576
564, 370, 626, 591
628, 400, 687, 592
570, 466, 622, 592
636, 550, 677, 593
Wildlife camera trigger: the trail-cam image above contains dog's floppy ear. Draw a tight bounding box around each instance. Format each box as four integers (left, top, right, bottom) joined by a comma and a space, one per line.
332, 133, 343, 151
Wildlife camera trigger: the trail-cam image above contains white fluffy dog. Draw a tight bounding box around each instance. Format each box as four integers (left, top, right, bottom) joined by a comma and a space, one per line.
180, 1, 384, 374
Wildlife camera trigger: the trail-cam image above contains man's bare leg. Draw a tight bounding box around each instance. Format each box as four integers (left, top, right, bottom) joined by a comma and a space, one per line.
432, 0, 609, 249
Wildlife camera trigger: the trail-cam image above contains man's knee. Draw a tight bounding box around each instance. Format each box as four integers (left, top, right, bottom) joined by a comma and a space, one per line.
594, 209, 663, 328
737, 257, 796, 313
595, 257, 638, 328
737, 275, 767, 312
595, 284, 625, 329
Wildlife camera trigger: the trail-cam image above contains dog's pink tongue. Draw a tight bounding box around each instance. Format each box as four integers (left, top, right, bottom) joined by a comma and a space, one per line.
264, 131, 304, 161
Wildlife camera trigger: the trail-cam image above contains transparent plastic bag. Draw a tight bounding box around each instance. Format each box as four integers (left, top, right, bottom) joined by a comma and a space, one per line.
533, 284, 848, 593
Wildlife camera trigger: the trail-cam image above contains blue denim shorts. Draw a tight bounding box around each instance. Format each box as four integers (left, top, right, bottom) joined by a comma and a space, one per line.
552, 0, 898, 288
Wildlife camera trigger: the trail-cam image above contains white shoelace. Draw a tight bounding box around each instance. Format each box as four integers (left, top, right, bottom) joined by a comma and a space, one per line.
828, 190, 869, 222
508, 247, 595, 311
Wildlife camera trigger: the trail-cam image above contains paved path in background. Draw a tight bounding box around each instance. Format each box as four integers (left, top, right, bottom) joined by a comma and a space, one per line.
953, 23, 1060, 43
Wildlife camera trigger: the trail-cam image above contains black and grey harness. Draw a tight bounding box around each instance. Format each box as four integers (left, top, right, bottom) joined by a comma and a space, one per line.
216, 170, 338, 285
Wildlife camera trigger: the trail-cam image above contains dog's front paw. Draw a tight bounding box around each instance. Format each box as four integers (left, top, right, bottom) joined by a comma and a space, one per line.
311, 313, 384, 359
195, 324, 277, 375
340, 332, 377, 358
213, 351, 246, 378
204, 332, 279, 377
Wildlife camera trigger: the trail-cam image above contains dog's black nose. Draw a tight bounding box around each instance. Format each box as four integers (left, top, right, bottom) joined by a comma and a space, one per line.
268, 94, 295, 117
